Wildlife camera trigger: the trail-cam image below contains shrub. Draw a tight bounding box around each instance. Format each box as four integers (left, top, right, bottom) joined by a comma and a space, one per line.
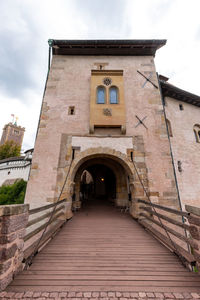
0, 179, 27, 205
0, 140, 21, 160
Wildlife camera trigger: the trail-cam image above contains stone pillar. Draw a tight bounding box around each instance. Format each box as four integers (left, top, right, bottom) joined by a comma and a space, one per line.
185, 205, 200, 271
73, 180, 82, 210
129, 183, 140, 219
64, 181, 74, 219
0, 204, 29, 291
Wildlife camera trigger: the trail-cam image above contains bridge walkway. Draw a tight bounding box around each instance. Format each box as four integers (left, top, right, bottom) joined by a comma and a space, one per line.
7, 200, 200, 293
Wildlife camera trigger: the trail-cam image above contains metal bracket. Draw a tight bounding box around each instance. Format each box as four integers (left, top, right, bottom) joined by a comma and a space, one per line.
135, 115, 148, 129
137, 70, 158, 89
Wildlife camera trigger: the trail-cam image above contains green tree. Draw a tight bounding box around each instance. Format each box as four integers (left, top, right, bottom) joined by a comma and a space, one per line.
0, 179, 27, 205
0, 140, 21, 160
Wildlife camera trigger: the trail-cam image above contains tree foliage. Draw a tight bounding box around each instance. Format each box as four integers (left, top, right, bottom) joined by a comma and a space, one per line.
0, 179, 27, 205
0, 140, 21, 160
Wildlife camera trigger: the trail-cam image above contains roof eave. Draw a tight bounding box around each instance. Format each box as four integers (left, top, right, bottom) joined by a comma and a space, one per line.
160, 81, 200, 107
50, 39, 166, 56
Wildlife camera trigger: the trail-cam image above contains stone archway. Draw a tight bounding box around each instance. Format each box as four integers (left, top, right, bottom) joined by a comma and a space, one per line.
73, 158, 127, 209
61, 147, 149, 219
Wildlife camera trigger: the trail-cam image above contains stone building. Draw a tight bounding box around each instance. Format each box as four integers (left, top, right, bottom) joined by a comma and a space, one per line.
25, 39, 200, 217
0, 122, 25, 147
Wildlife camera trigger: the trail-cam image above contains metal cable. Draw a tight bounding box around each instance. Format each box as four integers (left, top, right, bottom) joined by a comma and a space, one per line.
156, 73, 190, 254
130, 154, 189, 265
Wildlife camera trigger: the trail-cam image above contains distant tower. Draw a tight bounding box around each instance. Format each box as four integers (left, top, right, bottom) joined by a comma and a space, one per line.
0, 123, 25, 147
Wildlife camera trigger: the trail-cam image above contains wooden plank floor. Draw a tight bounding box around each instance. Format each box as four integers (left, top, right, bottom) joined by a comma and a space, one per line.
7, 200, 200, 293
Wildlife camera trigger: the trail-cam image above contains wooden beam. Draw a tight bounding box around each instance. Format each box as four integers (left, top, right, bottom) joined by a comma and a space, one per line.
137, 199, 189, 217
24, 220, 65, 260
139, 219, 195, 264
140, 206, 190, 230
140, 213, 198, 250
24, 212, 64, 241
29, 199, 66, 215
27, 205, 65, 228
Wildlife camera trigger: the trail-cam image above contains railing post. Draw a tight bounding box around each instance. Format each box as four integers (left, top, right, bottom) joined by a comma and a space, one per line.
0, 204, 29, 291
185, 205, 200, 271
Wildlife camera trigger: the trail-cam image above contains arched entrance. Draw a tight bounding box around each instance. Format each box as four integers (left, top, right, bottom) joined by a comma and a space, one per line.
62, 147, 147, 218
80, 164, 116, 202
70, 151, 134, 211
75, 161, 117, 208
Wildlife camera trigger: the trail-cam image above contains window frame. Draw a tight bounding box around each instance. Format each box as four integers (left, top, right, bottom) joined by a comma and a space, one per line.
96, 85, 106, 104
109, 86, 119, 104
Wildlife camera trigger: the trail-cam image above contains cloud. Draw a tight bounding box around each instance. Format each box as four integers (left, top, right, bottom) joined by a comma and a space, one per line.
0, 0, 200, 149
125, 0, 200, 94
71, 0, 130, 39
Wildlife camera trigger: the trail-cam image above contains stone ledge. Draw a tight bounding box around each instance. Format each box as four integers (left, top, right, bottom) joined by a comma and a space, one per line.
1, 290, 200, 299
0, 204, 29, 217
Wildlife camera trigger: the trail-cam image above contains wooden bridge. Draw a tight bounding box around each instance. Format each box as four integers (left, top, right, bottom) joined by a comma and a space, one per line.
6, 199, 200, 294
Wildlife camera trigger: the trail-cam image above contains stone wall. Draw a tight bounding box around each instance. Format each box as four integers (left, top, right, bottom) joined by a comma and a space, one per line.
25, 54, 179, 211
165, 97, 200, 208
0, 204, 29, 291
0, 161, 31, 187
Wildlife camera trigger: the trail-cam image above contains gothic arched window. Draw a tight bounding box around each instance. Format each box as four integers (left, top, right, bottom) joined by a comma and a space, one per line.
193, 124, 200, 143
109, 86, 118, 104
97, 86, 105, 104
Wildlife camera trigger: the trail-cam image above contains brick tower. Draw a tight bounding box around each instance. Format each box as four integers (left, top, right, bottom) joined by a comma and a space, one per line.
0, 122, 25, 147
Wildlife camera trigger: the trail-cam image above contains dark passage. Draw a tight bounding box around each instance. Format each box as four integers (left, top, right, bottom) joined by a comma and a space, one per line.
80, 164, 116, 205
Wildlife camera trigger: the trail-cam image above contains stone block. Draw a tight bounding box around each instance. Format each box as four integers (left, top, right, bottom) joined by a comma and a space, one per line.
31, 163, 39, 169
40, 114, 49, 120
39, 123, 46, 128
0, 260, 12, 275
163, 191, 177, 197
0, 204, 29, 217
0, 232, 17, 244
0, 272, 12, 291
1, 213, 29, 234
0, 243, 17, 262
0, 204, 28, 291
149, 191, 159, 197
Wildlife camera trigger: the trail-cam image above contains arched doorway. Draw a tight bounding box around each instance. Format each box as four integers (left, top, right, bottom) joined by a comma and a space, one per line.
72, 155, 132, 210
62, 147, 147, 219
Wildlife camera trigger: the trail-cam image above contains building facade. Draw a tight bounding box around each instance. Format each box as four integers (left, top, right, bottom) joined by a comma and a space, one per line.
25, 39, 200, 217
160, 79, 200, 208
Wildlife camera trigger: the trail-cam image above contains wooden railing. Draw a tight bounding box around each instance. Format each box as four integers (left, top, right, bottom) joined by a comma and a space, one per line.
24, 199, 67, 260
137, 199, 198, 268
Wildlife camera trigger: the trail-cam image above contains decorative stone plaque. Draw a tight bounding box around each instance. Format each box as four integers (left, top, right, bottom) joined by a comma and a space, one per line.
103, 108, 112, 116
103, 77, 112, 86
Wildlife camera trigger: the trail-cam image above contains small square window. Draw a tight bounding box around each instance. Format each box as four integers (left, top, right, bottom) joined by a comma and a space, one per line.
179, 104, 184, 111
14, 130, 19, 135
68, 106, 75, 115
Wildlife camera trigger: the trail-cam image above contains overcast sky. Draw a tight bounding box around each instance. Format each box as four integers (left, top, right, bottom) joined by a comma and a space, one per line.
0, 0, 200, 150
